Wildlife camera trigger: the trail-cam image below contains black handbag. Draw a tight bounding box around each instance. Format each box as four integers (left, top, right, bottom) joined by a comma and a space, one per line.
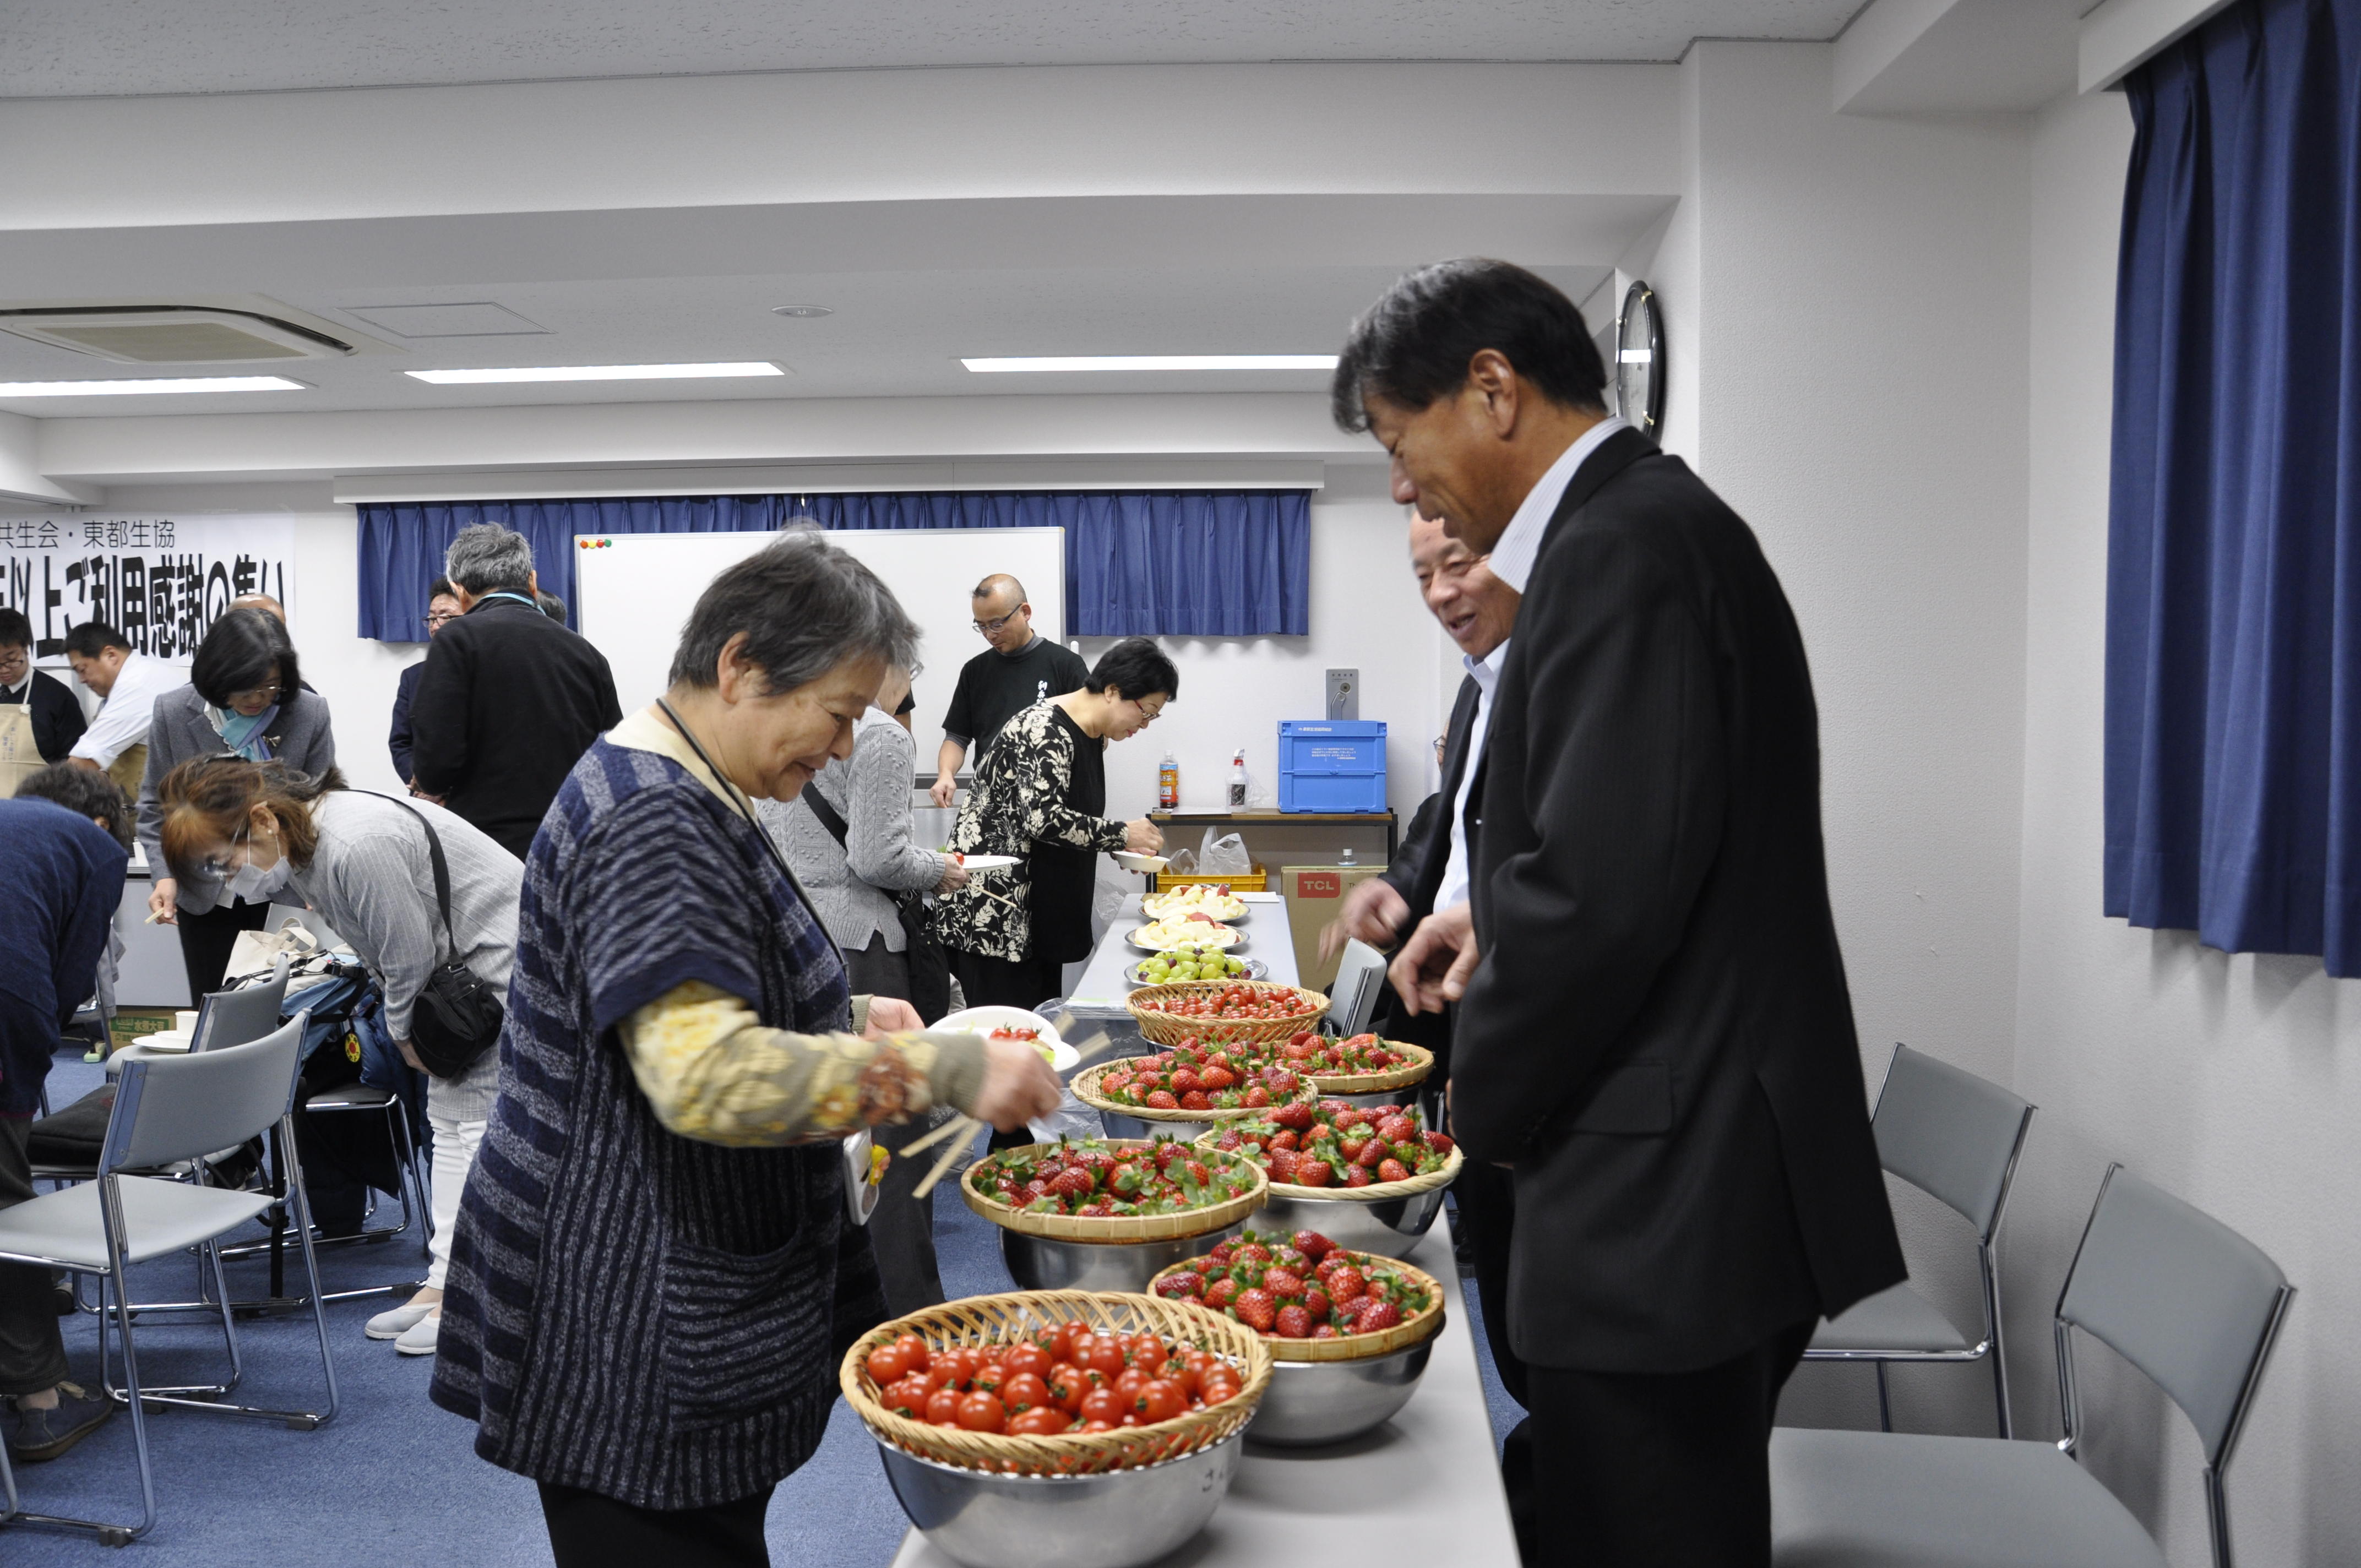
370, 793, 505, 1079
801, 787, 954, 1024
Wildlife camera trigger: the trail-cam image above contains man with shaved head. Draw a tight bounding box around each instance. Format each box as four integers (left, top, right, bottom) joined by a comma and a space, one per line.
929, 573, 1090, 808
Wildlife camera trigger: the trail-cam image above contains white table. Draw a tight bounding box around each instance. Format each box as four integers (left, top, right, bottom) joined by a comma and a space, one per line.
1066, 892, 1298, 1014
887, 1211, 1520, 1568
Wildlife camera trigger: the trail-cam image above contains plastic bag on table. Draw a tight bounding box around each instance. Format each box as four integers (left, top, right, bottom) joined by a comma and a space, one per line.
1197, 830, 1253, 876
1027, 1079, 1106, 1145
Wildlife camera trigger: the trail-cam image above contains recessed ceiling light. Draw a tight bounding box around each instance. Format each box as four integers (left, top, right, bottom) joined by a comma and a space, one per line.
404, 362, 785, 385
0, 374, 307, 396
771, 305, 833, 319
961, 355, 1339, 373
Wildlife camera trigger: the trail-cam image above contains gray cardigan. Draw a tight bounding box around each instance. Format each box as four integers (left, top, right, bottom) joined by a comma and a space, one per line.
139, 683, 338, 914
763, 707, 946, 954
284, 791, 520, 1119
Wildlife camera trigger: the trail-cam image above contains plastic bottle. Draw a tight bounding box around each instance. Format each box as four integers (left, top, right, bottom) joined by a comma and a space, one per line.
1340, 846, 1357, 867
1158, 751, 1179, 810
1228, 749, 1248, 808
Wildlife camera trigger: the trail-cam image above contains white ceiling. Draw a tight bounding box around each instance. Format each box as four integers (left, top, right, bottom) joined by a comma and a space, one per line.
3, 0, 1864, 97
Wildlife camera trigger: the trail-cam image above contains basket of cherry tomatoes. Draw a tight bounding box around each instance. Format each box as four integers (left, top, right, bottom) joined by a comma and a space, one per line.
1124, 979, 1330, 1047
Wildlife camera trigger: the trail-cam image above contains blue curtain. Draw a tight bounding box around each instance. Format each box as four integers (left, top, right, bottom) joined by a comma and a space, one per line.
356, 490, 1309, 643
2104, 0, 2361, 973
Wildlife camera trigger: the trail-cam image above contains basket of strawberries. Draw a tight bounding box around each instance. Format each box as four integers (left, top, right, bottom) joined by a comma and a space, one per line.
962, 1137, 1270, 1295
1273, 1031, 1434, 1097
1196, 1099, 1462, 1259
1073, 1047, 1317, 1141
842, 1290, 1274, 1566
1147, 1229, 1445, 1445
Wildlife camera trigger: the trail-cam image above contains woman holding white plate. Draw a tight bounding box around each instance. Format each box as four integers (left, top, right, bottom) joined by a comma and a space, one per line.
931, 638, 1172, 1014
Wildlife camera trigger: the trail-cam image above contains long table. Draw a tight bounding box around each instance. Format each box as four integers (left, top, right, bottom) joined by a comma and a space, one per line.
891, 893, 1521, 1568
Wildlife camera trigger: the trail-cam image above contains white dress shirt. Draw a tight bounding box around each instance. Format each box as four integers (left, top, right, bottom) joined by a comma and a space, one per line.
1432, 413, 1631, 911
1435, 638, 1511, 913
68, 650, 187, 767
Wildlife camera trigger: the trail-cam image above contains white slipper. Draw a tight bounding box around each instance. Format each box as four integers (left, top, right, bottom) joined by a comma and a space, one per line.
394, 1311, 441, 1356
365, 1300, 436, 1341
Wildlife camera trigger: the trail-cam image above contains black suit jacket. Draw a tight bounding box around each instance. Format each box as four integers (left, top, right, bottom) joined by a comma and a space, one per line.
409, 596, 622, 860
1370, 677, 1483, 1063
1457, 427, 1903, 1375
388, 660, 425, 784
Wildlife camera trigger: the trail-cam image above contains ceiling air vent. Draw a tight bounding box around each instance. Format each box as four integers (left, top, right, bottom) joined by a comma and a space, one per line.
0, 306, 357, 364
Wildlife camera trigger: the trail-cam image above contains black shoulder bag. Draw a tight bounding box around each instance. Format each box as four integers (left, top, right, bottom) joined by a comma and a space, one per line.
369, 793, 506, 1079
800, 787, 954, 1025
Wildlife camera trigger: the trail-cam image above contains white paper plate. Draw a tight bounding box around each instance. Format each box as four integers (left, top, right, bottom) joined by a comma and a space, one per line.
131, 1031, 195, 1054
1128, 923, 1246, 953
944, 853, 1021, 871
933, 1006, 1079, 1071
1113, 852, 1169, 874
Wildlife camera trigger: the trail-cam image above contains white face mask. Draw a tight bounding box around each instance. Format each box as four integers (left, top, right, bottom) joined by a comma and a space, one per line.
225, 854, 292, 903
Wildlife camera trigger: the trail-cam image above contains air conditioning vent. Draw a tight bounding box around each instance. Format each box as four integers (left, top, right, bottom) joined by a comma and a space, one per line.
0, 307, 356, 364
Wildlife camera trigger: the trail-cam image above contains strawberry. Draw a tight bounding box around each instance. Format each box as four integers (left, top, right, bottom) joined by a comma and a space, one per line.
1154, 1271, 1204, 1300
1391, 1141, 1424, 1166
1332, 1107, 1367, 1131
1311, 1324, 1339, 1340
1153, 1141, 1187, 1169
1214, 1130, 1243, 1150
1291, 1231, 1334, 1261
1338, 1136, 1370, 1162
1378, 1158, 1411, 1183
1180, 1090, 1212, 1111
1077, 1202, 1112, 1217
1343, 1165, 1374, 1188
1356, 1139, 1388, 1169
1145, 1090, 1180, 1110
1268, 1129, 1300, 1152
1208, 1239, 1237, 1263
1377, 1115, 1418, 1144
1048, 1168, 1094, 1199
1266, 1150, 1299, 1183
1424, 1131, 1455, 1156
1355, 1300, 1402, 1332
1291, 1159, 1332, 1188
1265, 1069, 1301, 1095
1199, 1065, 1238, 1091
1291, 1031, 1318, 1047
1232, 1243, 1271, 1265
1327, 1265, 1367, 1303
1205, 1277, 1239, 1310
1169, 1068, 1201, 1095
1271, 1102, 1316, 1131
1185, 1161, 1211, 1185
1243, 1086, 1271, 1107
1302, 1288, 1331, 1320
1263, 1266, 1304, 1298
1275, 1304, 1313, 1338
1232, 1288, 1276, 1332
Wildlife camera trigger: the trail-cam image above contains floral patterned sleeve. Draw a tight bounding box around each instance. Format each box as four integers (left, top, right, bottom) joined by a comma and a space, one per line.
1008, 716, 1130, 853
621, 979, 988, 1147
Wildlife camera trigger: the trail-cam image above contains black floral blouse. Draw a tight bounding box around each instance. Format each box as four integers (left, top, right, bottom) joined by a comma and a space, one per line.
929, 700, 1128, 962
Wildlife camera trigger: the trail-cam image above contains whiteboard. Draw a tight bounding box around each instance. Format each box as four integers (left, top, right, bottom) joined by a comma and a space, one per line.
573, 527, 1067, 716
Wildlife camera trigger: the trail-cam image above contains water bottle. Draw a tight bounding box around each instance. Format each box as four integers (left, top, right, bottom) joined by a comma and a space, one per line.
1158, 751, 1179, 810
1340, 846, 1357, 867
1228, 749, 1248, 808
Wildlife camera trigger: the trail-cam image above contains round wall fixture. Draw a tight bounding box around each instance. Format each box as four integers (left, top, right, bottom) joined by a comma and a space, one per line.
1614, 281, 1665, 439
771, 305, 833, 318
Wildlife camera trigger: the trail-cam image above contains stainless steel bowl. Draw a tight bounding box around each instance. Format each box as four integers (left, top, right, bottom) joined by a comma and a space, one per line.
1253, 1183, 1449, 1260
1246, 1337, 1437, 1446
1321, 1087, 1420, 1110
999, 1223, 1247, 1294
878, 1425, 1245, 1568
1096, 1109, 1216, 1144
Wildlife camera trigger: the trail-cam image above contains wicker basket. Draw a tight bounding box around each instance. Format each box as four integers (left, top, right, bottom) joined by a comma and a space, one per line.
1124, 981, 1331, 1048
1304, 1039, 1435, 1095
1072, 1060, 1318, 1130
1195, 1126, 1465, 1203
1148, 1252, 1449, 1363
841, 1289, 1274, 1475
961, 1139, 1267, 1242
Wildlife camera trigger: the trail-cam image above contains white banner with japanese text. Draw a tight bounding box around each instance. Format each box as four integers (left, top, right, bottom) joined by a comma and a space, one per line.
0, 514, 297, 662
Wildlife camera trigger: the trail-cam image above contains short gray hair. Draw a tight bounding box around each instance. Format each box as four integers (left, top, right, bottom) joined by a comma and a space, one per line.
668, 529, 921, 692
444, 524, 535, 595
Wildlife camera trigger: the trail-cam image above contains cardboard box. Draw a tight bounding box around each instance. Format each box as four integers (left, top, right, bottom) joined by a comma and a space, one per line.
1278, 864, 1390, 992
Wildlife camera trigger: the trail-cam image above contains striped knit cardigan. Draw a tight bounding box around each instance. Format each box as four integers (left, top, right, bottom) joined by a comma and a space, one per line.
429, 738, 885, 1509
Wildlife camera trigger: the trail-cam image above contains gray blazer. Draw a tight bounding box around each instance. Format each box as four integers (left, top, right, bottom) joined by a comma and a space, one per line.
763, 707, 945, 954
139, 683, 339, 914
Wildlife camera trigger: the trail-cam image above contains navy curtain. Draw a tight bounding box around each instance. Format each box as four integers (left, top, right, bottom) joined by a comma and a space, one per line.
356, 490, 1309, 643
2105, 0, 2361, 973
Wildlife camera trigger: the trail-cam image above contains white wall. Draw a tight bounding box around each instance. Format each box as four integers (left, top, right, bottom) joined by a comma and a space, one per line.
2007, 85, 2361, 1566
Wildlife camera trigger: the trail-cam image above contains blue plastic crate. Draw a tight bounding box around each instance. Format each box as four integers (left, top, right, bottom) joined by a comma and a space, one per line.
1277, 720, 1388, 813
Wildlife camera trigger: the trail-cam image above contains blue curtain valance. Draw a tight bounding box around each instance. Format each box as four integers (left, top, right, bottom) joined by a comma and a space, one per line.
2104, 0, 2361, 973
355, 489, 1310, 643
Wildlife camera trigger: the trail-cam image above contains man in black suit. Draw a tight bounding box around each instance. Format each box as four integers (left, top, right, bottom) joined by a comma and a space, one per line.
389, 577, 463, 786
410, 526, 622, 860
1334, 259, 1903, 1565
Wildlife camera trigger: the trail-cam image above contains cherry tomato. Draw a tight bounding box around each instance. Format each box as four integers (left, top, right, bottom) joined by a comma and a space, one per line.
1124, 1333, 1168, 1368
1079, 1335, 1128, 1378
956, 1391, 1007, 1433
880, 1376, 928, 1418
1081, 1418, 1116, 1433
1047, 1363, 1087, 1413
894, 1334, 931, 1375
1003, 1343, 1052, 1381
926, 1386, 962, 1425
1001, 1372, 1051, 1413
1134, 1378, 1187, 1424
1008, 1404, 1071, 1437
1078, 1385, 1127, 1425
972, 1363, 1008, 1399
866, 1343, 909, 1385
932, 1349, 976, 1389
1113, 1366, 1151, 1405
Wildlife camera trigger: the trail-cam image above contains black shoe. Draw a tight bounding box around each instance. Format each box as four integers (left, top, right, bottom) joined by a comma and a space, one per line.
9, 1382, 113, 1463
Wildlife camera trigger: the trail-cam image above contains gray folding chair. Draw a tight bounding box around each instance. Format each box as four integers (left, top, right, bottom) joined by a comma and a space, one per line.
1324, 939, 1390, 1038
1772, 1164, 2293, 1568
1804, 1043, 2034, 1436
0, 1011, 340, 1547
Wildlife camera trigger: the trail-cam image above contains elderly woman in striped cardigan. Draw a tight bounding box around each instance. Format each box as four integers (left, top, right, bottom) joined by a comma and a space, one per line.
429, 531, 1060, 1568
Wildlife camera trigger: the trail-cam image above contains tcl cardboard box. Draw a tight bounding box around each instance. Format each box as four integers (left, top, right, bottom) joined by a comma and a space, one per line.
1278, 864, 1390, 992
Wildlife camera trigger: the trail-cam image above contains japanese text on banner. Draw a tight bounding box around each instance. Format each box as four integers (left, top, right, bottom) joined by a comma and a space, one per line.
0, 515, 297, 661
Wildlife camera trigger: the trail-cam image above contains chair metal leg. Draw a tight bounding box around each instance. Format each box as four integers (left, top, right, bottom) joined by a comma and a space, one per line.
1874, 1362, 1894, 1432
278, 1117, 341, 1429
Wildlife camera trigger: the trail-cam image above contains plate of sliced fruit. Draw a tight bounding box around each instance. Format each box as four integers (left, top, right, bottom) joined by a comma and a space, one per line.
934, 1006, 1078, 1072
1128, 919, 1244, 952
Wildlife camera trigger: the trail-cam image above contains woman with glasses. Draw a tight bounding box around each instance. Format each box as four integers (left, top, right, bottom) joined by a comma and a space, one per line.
931, 636, 1172, 1014
137, 606, 338, 1003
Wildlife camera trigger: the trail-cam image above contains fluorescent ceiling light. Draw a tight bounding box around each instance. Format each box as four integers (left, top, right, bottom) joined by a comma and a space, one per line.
0, 374, 306, 396
962, 355, 1339, 373
406, 361, 783, 384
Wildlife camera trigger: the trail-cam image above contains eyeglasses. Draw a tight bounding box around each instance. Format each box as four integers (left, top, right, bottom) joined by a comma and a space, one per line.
1130, 699, 1166, 726
0, 647, 27, 676
971, 609, 1024, 635
226, 682, 282, 707
423, 611, 461, 631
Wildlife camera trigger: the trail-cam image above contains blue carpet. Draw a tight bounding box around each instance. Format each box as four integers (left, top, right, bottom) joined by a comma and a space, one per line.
8, 1088, 1521, 1563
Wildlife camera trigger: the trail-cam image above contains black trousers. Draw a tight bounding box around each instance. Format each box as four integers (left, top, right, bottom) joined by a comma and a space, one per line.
842, 936, 947, 1318
540, 1482, 774, 1568
1524, 1319, 1815, 1568
1453, 1157, 1538, 1558
0, 1118, 68, 1398
173, 896, 271, 1004
947, 945, 1066, 1014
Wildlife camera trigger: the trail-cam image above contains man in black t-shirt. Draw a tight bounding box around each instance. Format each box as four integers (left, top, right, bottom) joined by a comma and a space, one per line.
929, 574, 1091, 807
